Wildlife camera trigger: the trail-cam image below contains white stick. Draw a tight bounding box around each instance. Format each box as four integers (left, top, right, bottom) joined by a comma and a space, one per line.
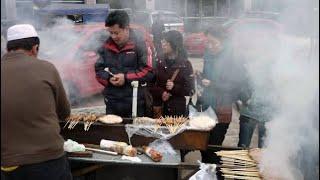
85, 147, 118, 155
131, 81, 139, 118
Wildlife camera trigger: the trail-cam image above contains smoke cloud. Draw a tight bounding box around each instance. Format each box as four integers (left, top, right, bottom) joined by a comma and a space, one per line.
36, 18, 107, 106
1, 2, 108, 105
228, 0, 319, 179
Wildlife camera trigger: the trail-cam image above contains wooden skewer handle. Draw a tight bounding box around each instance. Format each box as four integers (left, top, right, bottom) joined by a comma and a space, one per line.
170, 69, 180, 81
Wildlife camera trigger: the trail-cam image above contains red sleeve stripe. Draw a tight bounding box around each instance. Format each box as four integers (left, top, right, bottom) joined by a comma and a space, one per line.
146, 45, 153, 68
126, 66, 152, 80
96, 77, 108, 86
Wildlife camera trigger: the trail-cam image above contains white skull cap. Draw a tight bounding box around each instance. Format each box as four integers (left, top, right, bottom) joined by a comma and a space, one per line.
7, 24, 38, 41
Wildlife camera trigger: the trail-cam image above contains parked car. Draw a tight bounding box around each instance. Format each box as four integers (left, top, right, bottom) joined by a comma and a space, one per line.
132, 10, 184, 33
38, 23, 154, 105
184, 18, 282, 56
184, 32, 207, 56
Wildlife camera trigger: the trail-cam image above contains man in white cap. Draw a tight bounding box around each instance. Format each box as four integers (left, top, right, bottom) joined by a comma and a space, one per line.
1, 24, 72, 180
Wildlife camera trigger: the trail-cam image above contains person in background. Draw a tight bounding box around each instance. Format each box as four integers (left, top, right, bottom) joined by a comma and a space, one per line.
235, 36, 276, 149
199, 27, 244, 163
95, 10, 154, 117
150, 30, 194, 118
232, 23, 281, 149
151, 14, 165, 59
237, 84, 269, 148
1, 24, 71, 180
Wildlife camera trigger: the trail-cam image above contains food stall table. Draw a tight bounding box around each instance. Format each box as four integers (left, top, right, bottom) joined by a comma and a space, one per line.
60, 121, 210, 151
68, 150, 199, 180
61, 106, 212, 179
61, 106, 210, 150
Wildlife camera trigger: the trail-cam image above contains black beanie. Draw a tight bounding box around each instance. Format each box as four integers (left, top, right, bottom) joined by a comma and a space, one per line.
162, 30, 187, 60
163, 30, 183, 52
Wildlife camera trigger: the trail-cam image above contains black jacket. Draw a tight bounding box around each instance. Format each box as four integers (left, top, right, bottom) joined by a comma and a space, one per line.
95, 29, 155, 117
150, 58, 194, 117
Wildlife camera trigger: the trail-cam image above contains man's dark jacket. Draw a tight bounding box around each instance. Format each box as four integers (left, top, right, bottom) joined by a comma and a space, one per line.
95, 29, 154, 117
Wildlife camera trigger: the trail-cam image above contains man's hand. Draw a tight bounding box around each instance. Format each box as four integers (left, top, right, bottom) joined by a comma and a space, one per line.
166, 80, 174, 90
162, 91, 171, 102
110, 73, 125, 86
201, 79, 211, 87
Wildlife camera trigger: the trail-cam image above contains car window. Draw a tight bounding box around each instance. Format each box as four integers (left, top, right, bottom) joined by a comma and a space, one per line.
160, 14, 183, 24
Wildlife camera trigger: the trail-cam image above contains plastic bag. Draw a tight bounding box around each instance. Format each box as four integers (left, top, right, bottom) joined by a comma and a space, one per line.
188, 106, 217, 131
148, 139, 177, 155
63, 139, 85, 152
189, 161, 218, 180
125, 123, 188, 144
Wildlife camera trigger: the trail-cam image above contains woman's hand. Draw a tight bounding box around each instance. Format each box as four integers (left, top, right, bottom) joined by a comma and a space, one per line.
166, 80, 174, 90
162, 91, 171, 102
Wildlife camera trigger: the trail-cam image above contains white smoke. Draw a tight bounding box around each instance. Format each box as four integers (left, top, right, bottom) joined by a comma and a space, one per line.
36, 17, 107, 106
229, 0, 319, 179
260, 33, 319, 179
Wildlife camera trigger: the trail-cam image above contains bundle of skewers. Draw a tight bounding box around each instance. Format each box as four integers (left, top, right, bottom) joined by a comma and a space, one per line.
156, 116, 189, 134
64, 113, 98, 131
215, 150, 262, 180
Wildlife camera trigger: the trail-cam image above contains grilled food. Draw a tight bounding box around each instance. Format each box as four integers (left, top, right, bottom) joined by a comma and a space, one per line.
142, 146, 163, 162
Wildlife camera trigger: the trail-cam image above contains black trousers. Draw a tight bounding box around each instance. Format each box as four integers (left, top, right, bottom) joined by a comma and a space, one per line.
200, 123, 230, 163
1, 155, 72, 180
104, 97, 145, 117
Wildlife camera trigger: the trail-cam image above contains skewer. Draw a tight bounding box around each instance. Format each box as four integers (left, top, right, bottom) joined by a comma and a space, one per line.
222, 174, 262, 180
85, 147, 118, 156
220, 169, 260, 176
221, 157, 256, 164
63, 120, 70, 129
220, 154, 255, 162
216, 150, 249, 154
220, 166, 257, 170
221, 167, 259, 171
220, 163, 256, 168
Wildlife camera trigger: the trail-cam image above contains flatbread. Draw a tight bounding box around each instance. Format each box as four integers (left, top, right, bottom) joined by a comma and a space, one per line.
98, 114, 123, 124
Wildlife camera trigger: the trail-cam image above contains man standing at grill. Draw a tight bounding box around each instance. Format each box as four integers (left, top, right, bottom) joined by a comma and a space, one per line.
95, 10, 154, 117
1, 24, 72, 179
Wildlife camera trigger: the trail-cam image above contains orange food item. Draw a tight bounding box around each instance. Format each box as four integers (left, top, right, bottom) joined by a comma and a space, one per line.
142, 146, 163, 162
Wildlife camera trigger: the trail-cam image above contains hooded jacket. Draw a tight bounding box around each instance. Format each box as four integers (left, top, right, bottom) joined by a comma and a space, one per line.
95, 29, 154, 117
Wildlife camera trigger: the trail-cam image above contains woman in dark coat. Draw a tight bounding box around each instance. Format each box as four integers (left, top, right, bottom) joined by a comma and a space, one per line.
150, 30, 194, 118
